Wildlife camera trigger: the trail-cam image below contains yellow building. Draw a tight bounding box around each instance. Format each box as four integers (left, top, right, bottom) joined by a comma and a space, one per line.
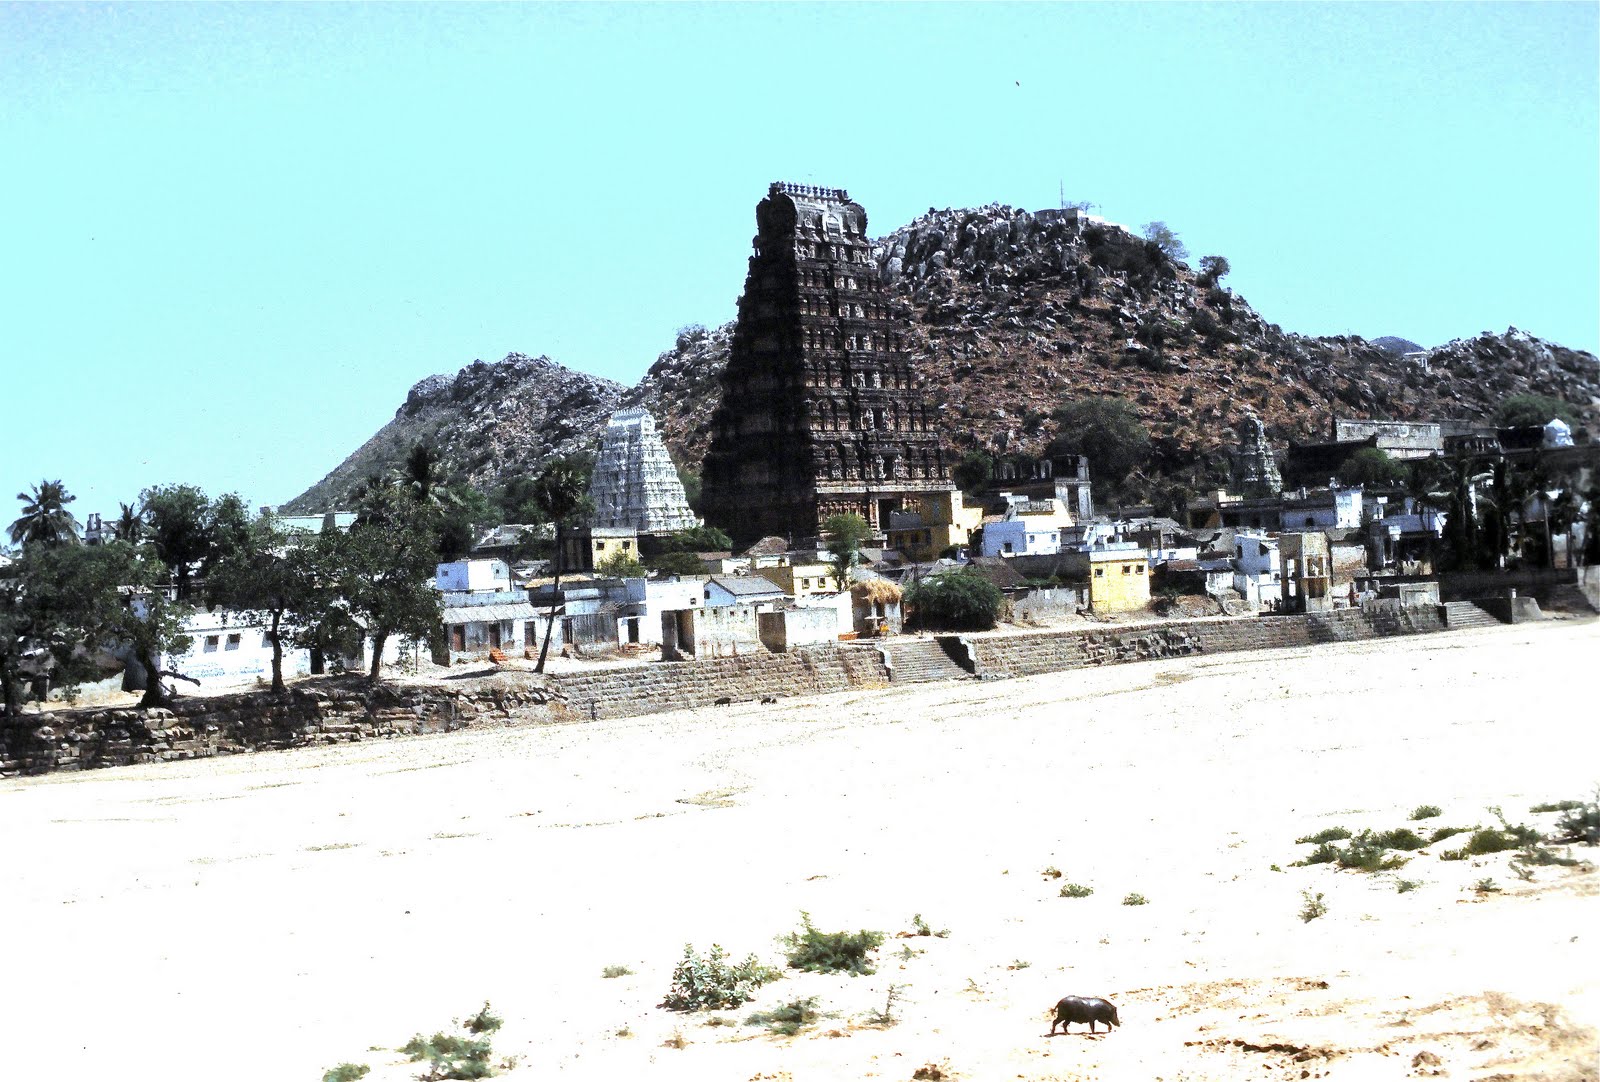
1062, 547, 1151, 613
753, 561, 840, 598
560, 526, 639, 572
885, 490, 985, 561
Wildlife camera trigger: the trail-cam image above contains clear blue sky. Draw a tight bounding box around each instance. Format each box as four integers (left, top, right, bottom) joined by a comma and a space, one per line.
4, 1, 1596, 522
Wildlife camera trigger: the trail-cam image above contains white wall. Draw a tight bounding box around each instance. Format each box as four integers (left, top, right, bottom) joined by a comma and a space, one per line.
435, 559, 510, 593
164, 609, 311, 689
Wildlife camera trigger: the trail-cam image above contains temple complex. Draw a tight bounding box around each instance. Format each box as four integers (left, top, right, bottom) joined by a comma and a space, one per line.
587, 408, 699, 533
1231, 414, 1284, 498
700, 183, 953, 543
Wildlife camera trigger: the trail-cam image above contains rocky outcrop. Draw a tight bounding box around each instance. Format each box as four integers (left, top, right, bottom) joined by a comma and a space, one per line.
286, 206, 1599, 511
284, 354, 625, 514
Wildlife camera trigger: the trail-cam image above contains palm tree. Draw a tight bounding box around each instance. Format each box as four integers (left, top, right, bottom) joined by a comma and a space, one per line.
113, 502, 143, 544
9, 480, 81, 547
530, 457, 591, 673
401, 441, 447, 507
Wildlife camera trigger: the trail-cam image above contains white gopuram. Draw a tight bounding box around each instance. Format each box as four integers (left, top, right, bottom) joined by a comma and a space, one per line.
587, 408, 701, 533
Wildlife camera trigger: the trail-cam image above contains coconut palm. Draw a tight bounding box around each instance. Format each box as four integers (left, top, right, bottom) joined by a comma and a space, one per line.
113, 502, 143, 544
9, 480, 81, 547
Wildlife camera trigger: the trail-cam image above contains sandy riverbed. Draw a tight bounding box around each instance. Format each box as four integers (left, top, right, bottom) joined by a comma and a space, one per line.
3, 618, 1597, 1081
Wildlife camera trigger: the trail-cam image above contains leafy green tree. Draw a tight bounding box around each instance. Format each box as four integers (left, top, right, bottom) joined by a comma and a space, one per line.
1494, 393, 1578, 429
1440, 455, 1485, 571
530, 456, 593, 674
140, 484, 214, 600
1198, 254, 1231, 286
1337, 447, 1409, 488
677, 465, 703, 512
904, 569, 1002, 631
335, 512, 443, 683
656, 525, 733, 553
1046, 397, 1151, 495
822, 512, 871, 589
9, 479, 81, 548
595, 549, 645, 579
1141, 221, 1189, 262
952, 451, 993, 494
0, 543, 131, 715
646, 551, 709, 577
205, 514, 327, 693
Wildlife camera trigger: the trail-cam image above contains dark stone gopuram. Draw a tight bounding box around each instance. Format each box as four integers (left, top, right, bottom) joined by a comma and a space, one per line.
700, 183, 951, 543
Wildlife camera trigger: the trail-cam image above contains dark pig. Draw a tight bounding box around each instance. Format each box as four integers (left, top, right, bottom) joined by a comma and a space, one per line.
1049, 995, 1120, 1034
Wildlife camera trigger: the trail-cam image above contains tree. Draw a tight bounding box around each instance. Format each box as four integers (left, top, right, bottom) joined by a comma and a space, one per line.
1046, 397, 1151, 495
952, 451, 993, 494
904, 569, 1002, 631
1198, 255, 1231, 286
336, 512, 443, 683
530, 456, 593, 674
140, 484, 213, 600
1494, 393, 1578, 429
822, 513, 871, 590
205, 514, 326, 693
1440, 455, 1485, 571
9, 480, 81, 548
0, 544, 129, 715
647, 551, 709, 577
1337, 448, 1408, 488
113, 502, 143, 544
1141, 221, 1188, 262
654, 525, 733, 553
595, 549, 645, 579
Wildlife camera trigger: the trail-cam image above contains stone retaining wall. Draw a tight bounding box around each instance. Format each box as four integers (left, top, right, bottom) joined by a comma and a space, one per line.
0, 683, 555, 777
545, 644, 889, 721
967, 601, 1445, 679
2, 607, 1449, 777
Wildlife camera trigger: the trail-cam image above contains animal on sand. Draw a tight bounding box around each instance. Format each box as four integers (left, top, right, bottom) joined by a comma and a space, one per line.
1049, 995, 1120, 1035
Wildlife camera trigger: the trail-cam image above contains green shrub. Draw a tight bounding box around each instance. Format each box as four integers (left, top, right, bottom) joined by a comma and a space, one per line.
908, 913, 949, 938
862, 984, 902, 1027
399, 1002, 503, 1080
1372, 827, 1430, 851
781, 912, 884, 976
1296, 826, 1352, 845
1474, 878, 1501, 894
1337, 834, 1409, 873
1429, 825, 1471, 844
661, 944, 778, 1011
1122, 893, 1148, 906
1295, 842, 1341, 866
1529, 800, 1583, 814
904, 569, 1003, 631
1298, 891, 1328, 923
1059, 882, 1094, 898
746, 997, 821, 1036
1553, 792, 1600, 845
1396, 879, 1422, 893
1410, 805, 1443, 820
323, 1065, 370, 1082
601, 965, 634, 979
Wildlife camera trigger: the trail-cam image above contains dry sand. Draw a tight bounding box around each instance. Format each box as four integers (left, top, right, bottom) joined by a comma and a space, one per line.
3, 619, 1598, 1081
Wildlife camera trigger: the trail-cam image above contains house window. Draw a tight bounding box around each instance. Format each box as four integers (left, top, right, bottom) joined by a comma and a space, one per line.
621, 540, 631, 550
1122, 565, 1132, 575
1094, 568, 1104, 578
225, 633, 241, 650
596, 541, 606, 550
1136, 565, 1145, 575
203, 635, 220, 653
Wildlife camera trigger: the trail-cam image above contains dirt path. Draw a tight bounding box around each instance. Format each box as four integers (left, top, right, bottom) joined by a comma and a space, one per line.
3, 620, 1597, 1081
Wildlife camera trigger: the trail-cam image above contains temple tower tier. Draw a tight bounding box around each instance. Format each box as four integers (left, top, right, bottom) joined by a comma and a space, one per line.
587, 408, 701, 533
700, 182, 953, 543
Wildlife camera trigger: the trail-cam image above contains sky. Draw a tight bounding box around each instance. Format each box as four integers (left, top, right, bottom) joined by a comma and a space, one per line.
3, 1, 1597, 524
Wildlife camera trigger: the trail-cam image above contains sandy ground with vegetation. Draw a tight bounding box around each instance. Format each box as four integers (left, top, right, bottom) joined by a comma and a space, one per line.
4, 618, 1598, 1082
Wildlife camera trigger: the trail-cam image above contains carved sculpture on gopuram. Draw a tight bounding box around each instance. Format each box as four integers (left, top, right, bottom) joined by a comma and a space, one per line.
1230, 413, 1284, 498
700, 182, 952, 543
587, 408, 700, 534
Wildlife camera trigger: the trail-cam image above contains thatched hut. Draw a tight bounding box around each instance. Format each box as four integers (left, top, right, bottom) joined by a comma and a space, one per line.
850, 577, 904, 637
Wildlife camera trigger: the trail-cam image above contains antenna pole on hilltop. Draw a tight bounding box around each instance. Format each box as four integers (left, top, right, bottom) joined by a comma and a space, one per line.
1059, 180, 1065, 210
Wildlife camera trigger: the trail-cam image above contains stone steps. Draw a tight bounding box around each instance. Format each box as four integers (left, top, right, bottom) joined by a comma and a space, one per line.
1542, 584, 1598, 615
1443, 601, 1503, 629
879, 639, 972, 684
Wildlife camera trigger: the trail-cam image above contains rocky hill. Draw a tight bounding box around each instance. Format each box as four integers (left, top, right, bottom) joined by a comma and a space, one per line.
288, 206, 1600, 511
283, 354, 624, 513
